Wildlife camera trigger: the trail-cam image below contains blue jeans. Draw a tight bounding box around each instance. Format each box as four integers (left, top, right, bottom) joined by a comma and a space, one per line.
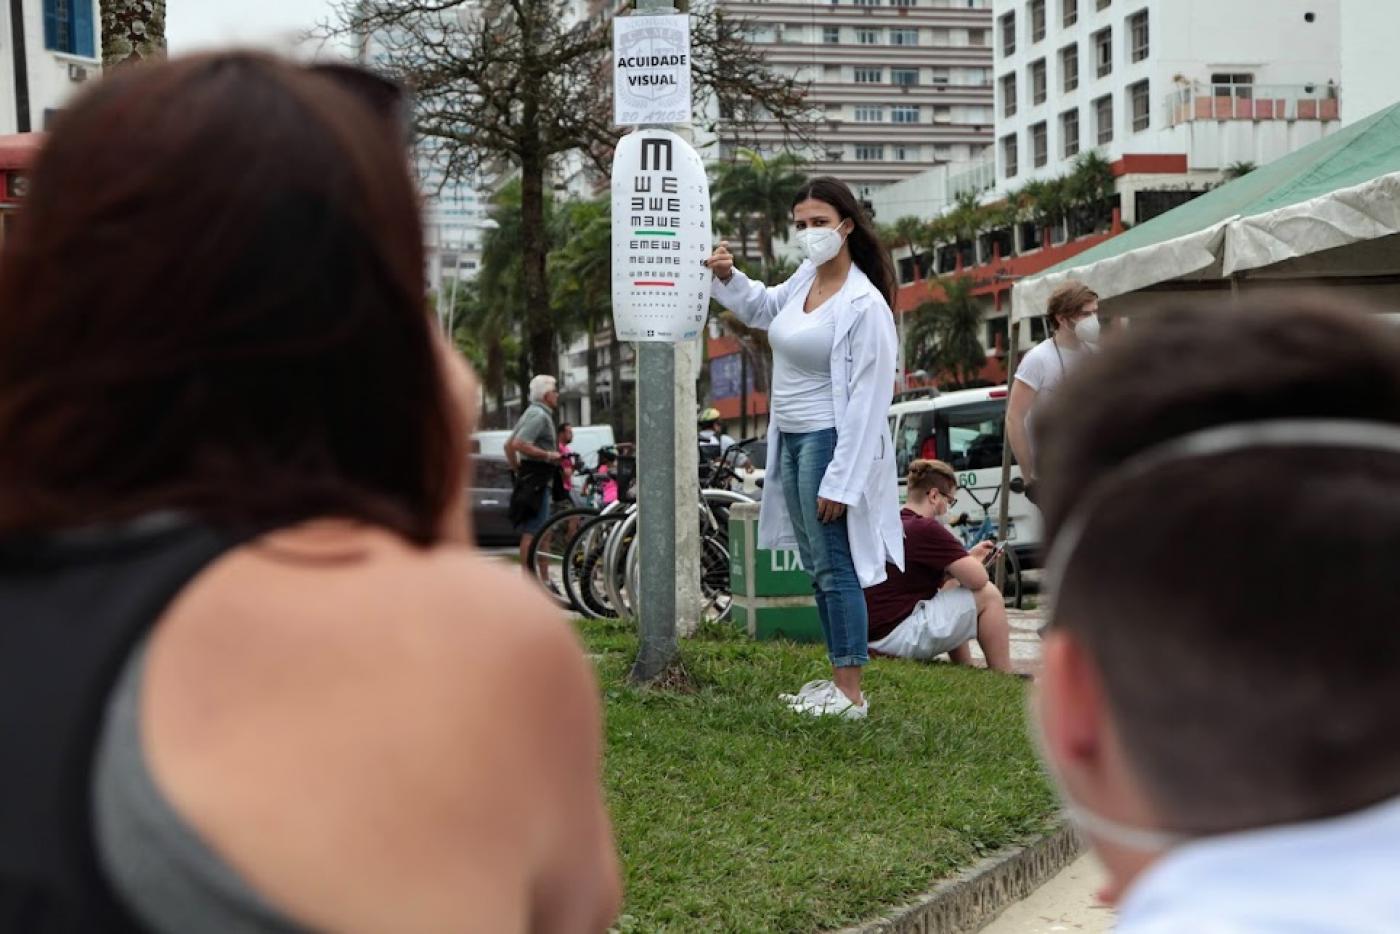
779, 428, 868, 668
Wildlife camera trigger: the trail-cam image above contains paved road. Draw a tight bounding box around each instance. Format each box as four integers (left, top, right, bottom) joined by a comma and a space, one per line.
982, 854, 1115, 933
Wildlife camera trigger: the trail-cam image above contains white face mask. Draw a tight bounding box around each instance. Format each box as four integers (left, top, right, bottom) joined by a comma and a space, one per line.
797, 223, 846, 266
1028, 687, 1187, 855
1073, 314, 1102, 345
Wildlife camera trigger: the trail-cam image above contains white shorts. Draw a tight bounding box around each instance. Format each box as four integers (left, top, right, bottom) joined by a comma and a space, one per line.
869, 587, 978, 660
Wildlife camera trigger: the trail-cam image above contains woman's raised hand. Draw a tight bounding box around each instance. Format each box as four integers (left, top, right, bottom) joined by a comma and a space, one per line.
704, 241, 734, 283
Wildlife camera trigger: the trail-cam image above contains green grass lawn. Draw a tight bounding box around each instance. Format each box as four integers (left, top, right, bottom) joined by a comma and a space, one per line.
579, 618, 1059, 933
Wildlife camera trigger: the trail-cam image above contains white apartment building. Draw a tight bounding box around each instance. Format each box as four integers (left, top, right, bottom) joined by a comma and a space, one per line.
994, 0, 1342, 221
0, 0, 100, 135
712, 0, 996, 201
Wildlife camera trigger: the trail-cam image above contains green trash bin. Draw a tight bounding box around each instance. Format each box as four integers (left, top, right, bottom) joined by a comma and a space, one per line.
728, 502, 823, 643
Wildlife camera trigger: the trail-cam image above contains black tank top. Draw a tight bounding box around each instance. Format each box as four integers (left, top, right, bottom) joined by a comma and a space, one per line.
0, 514, 245, 933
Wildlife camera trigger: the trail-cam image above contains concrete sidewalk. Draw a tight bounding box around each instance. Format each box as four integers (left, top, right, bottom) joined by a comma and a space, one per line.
981, 854, 1115, 933
965, 606, 1046, 677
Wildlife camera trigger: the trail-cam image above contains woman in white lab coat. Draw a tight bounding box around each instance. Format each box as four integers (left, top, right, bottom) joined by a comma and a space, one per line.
706, 177, 903, 719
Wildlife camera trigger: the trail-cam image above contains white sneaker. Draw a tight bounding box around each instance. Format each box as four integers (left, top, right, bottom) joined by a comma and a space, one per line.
778, 679, 834, 705
795, 689, 869, 720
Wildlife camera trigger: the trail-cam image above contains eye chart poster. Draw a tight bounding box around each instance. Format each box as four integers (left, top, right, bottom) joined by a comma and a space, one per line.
610, 129, 712, 343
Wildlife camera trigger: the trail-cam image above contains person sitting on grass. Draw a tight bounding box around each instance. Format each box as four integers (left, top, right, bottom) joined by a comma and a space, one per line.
862, 459, 1012, 672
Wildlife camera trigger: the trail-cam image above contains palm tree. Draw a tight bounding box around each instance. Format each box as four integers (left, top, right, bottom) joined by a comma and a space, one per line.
452, 280, 516, 428
1066, 151, 1117, 232
551, 198, 611, 428
946, 191, 987, 266
102, 0, 165, 68
710, 148, 807, 278
1224, 160, 1258, 180
906, 274, 987, 389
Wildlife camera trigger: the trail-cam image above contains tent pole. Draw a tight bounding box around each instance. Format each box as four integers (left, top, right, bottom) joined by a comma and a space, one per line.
1230, 272, 1244, 307
995, 312, 1024, 594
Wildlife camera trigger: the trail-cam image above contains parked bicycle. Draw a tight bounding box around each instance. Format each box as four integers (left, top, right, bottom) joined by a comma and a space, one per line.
948, 479, 1025, 609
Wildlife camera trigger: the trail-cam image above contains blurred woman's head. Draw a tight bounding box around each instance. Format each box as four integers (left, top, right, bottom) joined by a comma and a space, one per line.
0, 53, 465, 543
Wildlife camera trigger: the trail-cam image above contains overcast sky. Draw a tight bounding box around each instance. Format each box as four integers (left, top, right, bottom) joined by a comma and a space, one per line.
166, 0, 342, 56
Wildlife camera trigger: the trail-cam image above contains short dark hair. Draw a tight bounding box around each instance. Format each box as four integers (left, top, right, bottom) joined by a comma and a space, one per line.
1037, 295, 1400, 835
0, 54, 458, 543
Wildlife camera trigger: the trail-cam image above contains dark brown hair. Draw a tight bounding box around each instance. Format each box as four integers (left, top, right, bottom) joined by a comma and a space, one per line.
791, 176, 898, 309
0, 54, 460, 543
1045, 281, 1098, 332
1036, 295, 1400, 834
907, 459, 956, 497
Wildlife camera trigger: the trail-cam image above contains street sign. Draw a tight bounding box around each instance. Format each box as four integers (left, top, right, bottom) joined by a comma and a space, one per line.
610, 128, 711, 342
613, 14, 692, 127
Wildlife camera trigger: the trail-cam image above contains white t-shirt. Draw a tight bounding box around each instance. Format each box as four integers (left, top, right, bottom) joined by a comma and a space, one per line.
769, 295, 837, 434
1014, 338, 1088, 458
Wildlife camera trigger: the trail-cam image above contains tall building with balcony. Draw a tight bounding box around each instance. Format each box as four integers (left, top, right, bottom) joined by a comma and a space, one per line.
994, 0, 1342, 222
0, 0, 100, 135
711, 0, 996, 202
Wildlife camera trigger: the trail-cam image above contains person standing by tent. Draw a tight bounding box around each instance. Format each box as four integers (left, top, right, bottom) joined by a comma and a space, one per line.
1006, 281, 1100, 502
705, 176, 903, 720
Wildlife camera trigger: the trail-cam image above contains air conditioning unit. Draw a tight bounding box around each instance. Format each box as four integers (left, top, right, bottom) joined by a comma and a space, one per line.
68, 64, 88, 83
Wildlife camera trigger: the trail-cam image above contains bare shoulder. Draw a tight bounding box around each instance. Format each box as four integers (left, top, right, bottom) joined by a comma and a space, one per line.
143, 524, 604, 932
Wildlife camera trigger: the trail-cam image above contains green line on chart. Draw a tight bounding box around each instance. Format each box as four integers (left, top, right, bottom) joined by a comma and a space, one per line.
634, 230, 677, 237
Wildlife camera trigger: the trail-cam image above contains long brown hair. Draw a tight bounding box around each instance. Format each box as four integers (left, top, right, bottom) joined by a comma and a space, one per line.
790, 176, 897, 309
0, 54, 460, 543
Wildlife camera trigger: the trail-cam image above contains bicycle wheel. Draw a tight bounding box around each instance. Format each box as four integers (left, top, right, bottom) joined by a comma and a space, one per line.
603, 511, 639, 619
699, 533, 732, 623
995, 546, 1024, 610
526, 507, 597, 612
564, 512, 628, 620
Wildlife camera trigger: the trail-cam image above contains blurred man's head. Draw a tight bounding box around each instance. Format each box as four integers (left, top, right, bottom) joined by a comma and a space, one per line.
1031, 295, 1400, 897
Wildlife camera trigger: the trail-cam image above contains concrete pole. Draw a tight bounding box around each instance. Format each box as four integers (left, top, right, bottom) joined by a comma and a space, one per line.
629, 0, 701, 682
994, 311, 1023, 593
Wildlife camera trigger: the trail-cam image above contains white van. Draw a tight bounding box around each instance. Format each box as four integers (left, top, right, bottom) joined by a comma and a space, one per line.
888, 385, 1043, 562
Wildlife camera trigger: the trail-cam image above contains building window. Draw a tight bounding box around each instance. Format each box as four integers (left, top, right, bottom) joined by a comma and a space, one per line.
857, 27, 881, 44
1061, 43, 1079, 92
969, 28, 988, 46
1096, 0, 1110, 8
1001, 73, 1018, 117
1062, 0, 1077, 27
854, 0, 882, 5
43, 0, 97, 58
1061, 107, 1080, 157
1095, 93, 1114, 143
855, 143, 886, 161
932, 66, 950, 84
894, 144, 917, 160
1030, 0, 1046, 42
854, 105, 886, 122
891, 0, 917, 6
1094, 27, 1112, 77
892, 67, 919, 86
892, 104, 920, 123
1129, 9, 1148, 62
1030, 59, 1047, 104
891, 27, 919, 46
1129, 79, 1149, 131
1000, 12, 1016, 56
854, 67, 883, 83
1031, 121, 1048, 167
823, 26, 840, 43
933, 105, 953, 123
1211, 72, 1255, 98
1002, 133, 1019, 177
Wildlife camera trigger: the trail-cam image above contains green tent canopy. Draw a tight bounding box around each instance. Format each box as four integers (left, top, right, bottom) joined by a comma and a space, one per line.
1013, 103, 1400, 320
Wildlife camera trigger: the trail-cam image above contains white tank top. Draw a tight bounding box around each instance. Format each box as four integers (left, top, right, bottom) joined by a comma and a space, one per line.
769, 296, 837, 433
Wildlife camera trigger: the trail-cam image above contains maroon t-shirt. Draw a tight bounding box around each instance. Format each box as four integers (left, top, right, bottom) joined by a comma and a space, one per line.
865, 508, 969, 641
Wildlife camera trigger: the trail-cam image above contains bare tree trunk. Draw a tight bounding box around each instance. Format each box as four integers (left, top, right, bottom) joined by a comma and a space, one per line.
101, 0, 166, 69
519, 150, 555, 381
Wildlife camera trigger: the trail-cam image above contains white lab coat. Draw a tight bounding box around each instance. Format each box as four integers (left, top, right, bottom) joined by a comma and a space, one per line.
712, 260, 904, 586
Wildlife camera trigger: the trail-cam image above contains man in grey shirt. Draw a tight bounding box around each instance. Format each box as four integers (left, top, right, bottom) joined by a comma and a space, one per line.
505, 374, 562, 567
